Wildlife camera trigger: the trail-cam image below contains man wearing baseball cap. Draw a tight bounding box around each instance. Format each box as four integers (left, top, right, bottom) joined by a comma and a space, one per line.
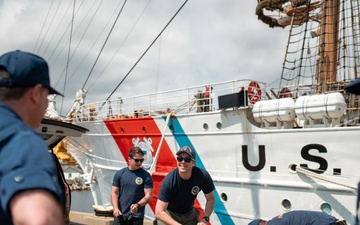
155, 146, 215, 225
0, 50, 64, 225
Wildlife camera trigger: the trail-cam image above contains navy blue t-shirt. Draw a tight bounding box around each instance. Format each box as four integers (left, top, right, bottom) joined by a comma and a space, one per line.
158, 167, 215, 214
0, 101, 63, 224
267, 211, 337, 225
112, 167, 153, 218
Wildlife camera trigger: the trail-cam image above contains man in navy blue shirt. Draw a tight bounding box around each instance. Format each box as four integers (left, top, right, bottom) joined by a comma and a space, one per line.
0, 50, 64, 225
111, 147, 154, 225
248, 210, 347, 225
155, 146, 215, 225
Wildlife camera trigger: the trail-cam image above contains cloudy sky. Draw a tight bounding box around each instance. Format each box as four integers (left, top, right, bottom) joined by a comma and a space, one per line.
0, 0, 289, 115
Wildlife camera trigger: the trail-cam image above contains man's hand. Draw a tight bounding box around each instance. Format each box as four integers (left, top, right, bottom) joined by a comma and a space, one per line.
113, 208, 122, 217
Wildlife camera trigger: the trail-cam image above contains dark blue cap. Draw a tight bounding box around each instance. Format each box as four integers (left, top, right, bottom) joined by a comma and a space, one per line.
0, 50, 63, 96
176, 146, 196, 158
248, 219, 262, 225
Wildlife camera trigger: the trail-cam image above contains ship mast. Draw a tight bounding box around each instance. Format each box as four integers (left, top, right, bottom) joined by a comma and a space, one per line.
318, 0, 340, 92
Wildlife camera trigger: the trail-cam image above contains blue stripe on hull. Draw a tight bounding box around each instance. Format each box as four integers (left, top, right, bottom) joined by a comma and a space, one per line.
164, 116, 235, 225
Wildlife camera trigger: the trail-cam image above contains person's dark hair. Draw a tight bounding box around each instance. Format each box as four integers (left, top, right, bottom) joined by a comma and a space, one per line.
128, 147, 144, 158
0, 67, 29, 101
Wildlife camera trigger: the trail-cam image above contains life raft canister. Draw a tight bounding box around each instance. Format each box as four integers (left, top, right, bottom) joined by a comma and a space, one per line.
248, 81, 262, 103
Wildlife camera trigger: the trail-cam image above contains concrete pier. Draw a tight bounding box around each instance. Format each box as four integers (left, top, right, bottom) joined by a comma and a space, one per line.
70, 211, 153, 225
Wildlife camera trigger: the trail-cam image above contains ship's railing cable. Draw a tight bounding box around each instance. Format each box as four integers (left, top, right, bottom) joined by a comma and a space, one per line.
296, 166, 358, 193
67, 137, 130, 165
82, 0, 128, 90
175, 98, 196, 113
96, 0, 189, 113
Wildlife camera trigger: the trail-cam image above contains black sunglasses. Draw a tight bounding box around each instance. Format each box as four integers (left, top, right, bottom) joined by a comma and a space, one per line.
176, 156, 193, 163
132, 158, 144, 163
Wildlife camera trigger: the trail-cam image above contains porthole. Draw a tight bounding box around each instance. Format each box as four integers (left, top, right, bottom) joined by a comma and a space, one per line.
281, 199, 291, 211
142, 126, 146, 133
169, 125, 174, 131
216, 122, 222, 130
320, 202, 332, 214
121, 127, 125, 134
203, 123, 209, 131
220, 193, 228, 202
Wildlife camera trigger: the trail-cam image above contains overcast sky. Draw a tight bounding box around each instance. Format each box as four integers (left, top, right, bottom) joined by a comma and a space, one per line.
0, 0, 289, 115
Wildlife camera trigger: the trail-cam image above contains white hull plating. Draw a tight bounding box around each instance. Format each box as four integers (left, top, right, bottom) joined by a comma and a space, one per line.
66, 88, 359, 224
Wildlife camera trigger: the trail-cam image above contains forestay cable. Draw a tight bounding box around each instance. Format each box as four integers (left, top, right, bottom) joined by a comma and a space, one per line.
82, 0, 128, 90
97, 0, 189, 112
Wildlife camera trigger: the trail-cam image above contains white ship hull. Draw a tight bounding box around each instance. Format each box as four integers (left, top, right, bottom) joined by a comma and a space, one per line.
65, 80, 359, 224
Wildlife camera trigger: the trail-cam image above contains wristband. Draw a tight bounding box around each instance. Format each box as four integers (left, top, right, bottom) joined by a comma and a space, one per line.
202, 216, 210, 222
136, 203, 141, 208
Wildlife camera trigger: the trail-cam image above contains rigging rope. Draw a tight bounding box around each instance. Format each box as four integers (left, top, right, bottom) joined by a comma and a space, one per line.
82, 0, 128, 90
97, 0, 189, 112
42, 0, 86, 72
33, 0, 55, 53
60, 0, 76, 113
62, 0, 105, 84
54, 0, 119, 89
149, 111, 172, 174
41, 0, 76, 57
296, 166, 358, 193
34, 0, 64, 54
86, 0, 153, 92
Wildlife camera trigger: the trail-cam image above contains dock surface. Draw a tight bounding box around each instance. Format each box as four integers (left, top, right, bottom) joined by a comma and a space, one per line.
70, 211, 153, 225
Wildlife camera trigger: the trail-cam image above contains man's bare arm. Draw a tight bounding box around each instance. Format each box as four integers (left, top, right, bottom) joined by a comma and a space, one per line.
10, 189, 63, 225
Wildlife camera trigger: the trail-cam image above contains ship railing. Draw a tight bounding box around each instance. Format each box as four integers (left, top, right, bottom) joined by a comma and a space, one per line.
270, 81, 355, 99
74, 79, 267, 122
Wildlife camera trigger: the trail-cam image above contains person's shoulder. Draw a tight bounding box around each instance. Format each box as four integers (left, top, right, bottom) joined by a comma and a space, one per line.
193, 167, 210, 175
115, 167, 128, 175
163, 168, 178, 180
193, 167, 214, 185
168, 168, 178, 176
138, 167, 152, 176
138, 167, 148, 172
9, 122, 44, 148
160, 169, 178, 189
0, 107, 28, 132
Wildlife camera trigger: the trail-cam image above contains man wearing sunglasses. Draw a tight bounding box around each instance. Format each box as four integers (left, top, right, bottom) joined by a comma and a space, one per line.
155, 146, 215, 225
111, 147, 154, 225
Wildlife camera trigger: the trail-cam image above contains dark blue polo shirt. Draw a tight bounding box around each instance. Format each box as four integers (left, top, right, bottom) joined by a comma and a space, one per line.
158, 167, 215, 214
0, 101, 63, 224
267, 210, 337, 225
112, 167, 153, 218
